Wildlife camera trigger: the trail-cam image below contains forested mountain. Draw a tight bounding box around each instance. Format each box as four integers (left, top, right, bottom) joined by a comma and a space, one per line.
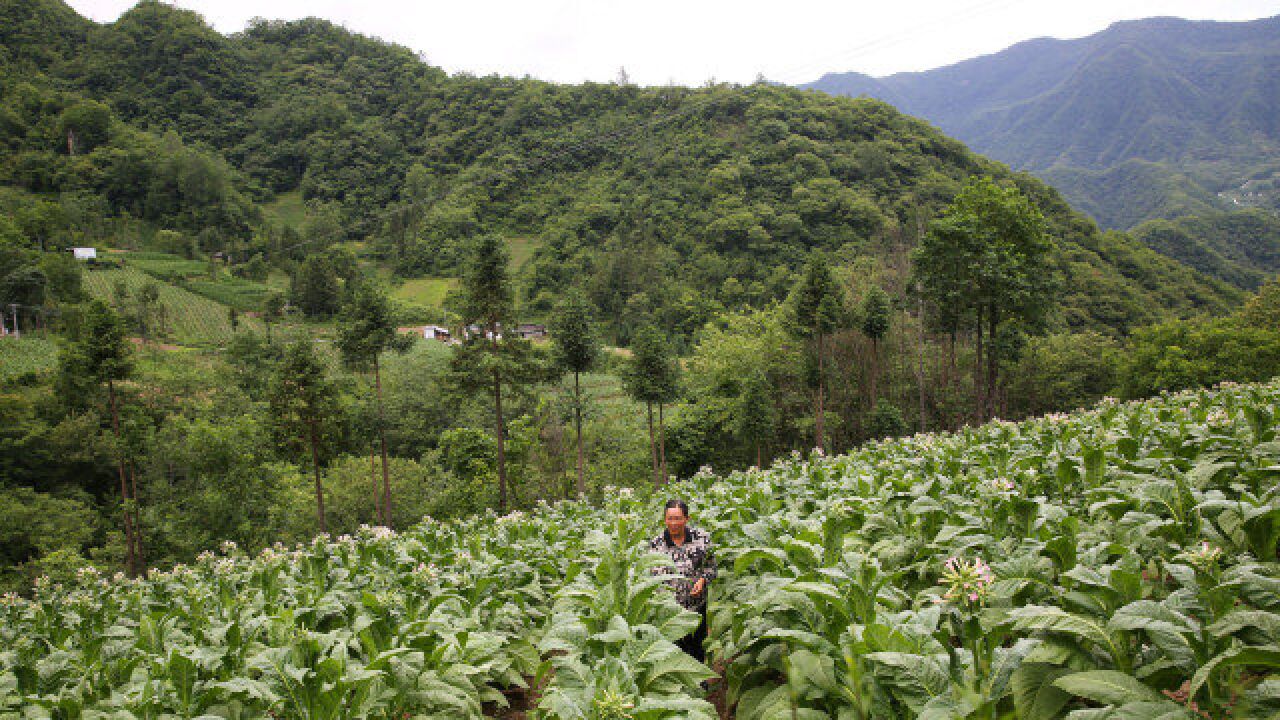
1129, 209, 1280, 290
806, 15, 1280, 230
0, 0, 1241, 340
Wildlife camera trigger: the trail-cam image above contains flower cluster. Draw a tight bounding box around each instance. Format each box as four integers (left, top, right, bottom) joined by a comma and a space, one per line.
938, 556, 995, 606
988, 478, 1016, 492
0, 591, 24, 607
358, 524, 398, 540
1179, 541, 1223, 571
593, 689, 636, 719
1206, 409, 1230, 426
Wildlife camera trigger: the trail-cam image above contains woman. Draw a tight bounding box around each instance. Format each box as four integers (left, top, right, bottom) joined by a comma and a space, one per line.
649, 498, 717, 663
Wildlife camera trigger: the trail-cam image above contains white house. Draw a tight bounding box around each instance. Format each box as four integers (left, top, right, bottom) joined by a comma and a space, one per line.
423, 325, 451, 341
398, 325, 453, 342
71, 247, 97, 260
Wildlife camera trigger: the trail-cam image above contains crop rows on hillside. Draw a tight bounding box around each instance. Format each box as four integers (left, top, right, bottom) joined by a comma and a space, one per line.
0, 338, 58, 382
82, 266, 261, 346
2, 381, 1279, 718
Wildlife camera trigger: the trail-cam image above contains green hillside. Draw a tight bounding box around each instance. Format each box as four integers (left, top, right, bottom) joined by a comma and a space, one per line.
0, 0, 1244, 339
3, 378, 1278, 717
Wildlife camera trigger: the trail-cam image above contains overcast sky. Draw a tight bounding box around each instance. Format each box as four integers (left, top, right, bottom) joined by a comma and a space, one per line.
66, 0, 1280, 86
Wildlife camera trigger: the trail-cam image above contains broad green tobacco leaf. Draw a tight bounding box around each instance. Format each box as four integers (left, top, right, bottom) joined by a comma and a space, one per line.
1053, 670, 1164, 705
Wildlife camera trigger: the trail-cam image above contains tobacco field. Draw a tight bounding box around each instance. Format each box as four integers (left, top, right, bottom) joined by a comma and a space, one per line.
3, 380, 1280, 719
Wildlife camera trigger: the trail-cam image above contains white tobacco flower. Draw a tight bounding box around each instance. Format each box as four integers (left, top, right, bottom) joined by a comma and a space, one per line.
939, 556, 996, 606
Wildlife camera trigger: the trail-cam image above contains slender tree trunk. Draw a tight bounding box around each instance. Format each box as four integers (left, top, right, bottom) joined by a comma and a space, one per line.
658, 402, 668, 484
947, 331, 956, 389
973, 313, 986, 422
374, 356, 392, 528
129, 462, 146, 577
574, 371, 585, 497
309, 420, 326, 534
493, 368, 508, 514
917, 292, 928, 432
370, 443, 380, 524
108, 381, 137, 577
815, 333, 826, 453
987, 308, 1000, 420
869, 337, 879, 408
646, 402, 660, 487
756, 441, 762, 469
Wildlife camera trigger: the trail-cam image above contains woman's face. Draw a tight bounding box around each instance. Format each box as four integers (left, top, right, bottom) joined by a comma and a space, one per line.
664, 507, 688, 537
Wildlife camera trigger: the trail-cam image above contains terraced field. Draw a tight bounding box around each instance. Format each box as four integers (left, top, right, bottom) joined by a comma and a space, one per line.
82, 266, 262, 346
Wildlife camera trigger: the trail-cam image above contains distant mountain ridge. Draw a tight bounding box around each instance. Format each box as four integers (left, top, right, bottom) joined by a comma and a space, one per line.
805, 15, 1280, 229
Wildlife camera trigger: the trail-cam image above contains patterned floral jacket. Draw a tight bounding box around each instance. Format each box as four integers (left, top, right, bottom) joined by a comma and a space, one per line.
649, 526, 717, 612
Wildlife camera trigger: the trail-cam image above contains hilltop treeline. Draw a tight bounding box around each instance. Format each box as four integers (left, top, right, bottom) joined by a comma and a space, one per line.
2, 0, 1242, 341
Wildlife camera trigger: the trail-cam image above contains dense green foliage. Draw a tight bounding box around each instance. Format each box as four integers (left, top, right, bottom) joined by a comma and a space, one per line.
4, 380, 1280, 717
914, 176, 1054, 418
1129, 209, 1280, 290
1041, 160, 1223, 231
808, 15, 1280, 229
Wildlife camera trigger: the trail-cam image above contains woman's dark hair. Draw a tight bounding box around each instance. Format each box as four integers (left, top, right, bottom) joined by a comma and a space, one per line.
664, 498, 689, 517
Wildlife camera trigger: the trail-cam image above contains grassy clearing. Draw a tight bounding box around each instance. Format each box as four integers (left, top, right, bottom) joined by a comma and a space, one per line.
393, 277, 457, 308
507, 236, 540, 270
83, 266, 262, 346
126, 252, 207, 277
262, 190, 307, 229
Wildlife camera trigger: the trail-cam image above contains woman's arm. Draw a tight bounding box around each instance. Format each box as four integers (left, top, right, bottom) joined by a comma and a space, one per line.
698, 535, 717, 582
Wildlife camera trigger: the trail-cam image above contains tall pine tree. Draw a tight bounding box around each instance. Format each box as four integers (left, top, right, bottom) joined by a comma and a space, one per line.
337, 280, 412, 527
791, 256, 845, 453
449, 235, 543, 513
736, 370, 775, 468
269, 339, 339, 533
861, 284, 891, 407
549, 290, 599, 498
58, 300, 140, 575
625, 325, 680, 486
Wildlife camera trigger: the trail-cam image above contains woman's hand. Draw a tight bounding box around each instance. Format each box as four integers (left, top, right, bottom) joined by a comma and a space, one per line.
691, 578, 706, 597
